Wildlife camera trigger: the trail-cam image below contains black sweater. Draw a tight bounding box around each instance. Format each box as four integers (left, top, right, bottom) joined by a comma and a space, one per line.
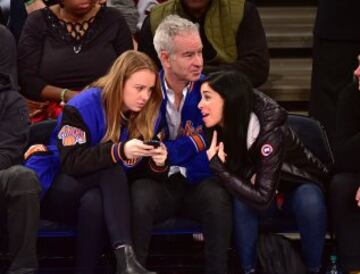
18, 6, 133, 100
335, 82, 360, 172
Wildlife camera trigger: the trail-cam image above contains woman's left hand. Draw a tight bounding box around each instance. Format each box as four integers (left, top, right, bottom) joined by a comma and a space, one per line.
207, 130, 218, 160
355, 186, 360, 207
151, 143, 168, 166
217, 142, 227, 163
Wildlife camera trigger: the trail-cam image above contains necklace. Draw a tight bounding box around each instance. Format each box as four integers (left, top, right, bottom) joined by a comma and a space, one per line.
56, 5, 98, 53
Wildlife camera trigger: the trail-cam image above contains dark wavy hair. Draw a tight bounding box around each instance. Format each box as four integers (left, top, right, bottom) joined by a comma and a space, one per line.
205, 70, 254, 176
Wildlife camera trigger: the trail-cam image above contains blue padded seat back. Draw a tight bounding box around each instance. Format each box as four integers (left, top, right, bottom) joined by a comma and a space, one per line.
286, 114, 334, 167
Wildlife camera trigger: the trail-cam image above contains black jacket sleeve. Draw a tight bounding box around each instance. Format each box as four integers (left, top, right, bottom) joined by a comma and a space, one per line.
209, 126, 285, 211
18, 11, 48, 100
58, 105, 116, 176
0, 76, 30, 170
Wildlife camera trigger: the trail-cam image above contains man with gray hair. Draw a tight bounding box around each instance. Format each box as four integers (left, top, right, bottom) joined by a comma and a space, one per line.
131, 15, 232, 274
139, 0, 269, 88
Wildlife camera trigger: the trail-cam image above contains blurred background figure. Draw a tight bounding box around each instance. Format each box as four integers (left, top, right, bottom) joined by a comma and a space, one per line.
310, 0, 360, 145
330, 55, 360, 274
0, 24, 41, 274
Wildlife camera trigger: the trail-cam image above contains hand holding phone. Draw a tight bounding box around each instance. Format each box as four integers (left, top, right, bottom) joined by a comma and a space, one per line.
150, 142, 167, 166
144, 140, 160, 148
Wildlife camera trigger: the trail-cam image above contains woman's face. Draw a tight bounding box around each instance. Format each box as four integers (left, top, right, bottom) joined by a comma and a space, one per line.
198, 82, 224, 127
63, 0, 96, 16
122, 69, 156, 112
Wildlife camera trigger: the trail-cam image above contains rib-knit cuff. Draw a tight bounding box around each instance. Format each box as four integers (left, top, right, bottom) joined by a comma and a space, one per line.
149, 158, 168, 173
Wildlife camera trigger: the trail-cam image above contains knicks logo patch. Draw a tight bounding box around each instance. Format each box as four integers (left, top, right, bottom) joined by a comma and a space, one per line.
58, 125, 86, 146
179, 120, 203, 137
261, 144, 273, 157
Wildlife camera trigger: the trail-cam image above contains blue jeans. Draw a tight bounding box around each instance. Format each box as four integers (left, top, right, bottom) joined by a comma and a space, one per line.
233, 183, 327, 272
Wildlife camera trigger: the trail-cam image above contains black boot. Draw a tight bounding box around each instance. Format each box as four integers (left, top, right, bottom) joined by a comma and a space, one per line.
114, 245, 156, 274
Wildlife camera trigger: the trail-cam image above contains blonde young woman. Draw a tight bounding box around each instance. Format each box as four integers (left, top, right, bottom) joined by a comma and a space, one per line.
25, 51, 166, 274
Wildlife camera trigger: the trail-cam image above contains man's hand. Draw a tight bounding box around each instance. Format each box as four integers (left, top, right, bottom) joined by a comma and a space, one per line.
124, 139, 156, 159
24, 144, 48, 160
151, 143, 167, 166
355, 186, 360, 207
25, 0, 46, 14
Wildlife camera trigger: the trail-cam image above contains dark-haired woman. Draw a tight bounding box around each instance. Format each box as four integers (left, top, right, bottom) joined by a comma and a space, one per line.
198, 71, 329, 274
18, 0, 133, 122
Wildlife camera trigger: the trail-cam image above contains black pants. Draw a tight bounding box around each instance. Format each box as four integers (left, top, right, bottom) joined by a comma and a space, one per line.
310, 37, 360, 145
131, 173, 232, 274
41, 165, 132, 274
330, 173, 360, 271
0, 166, 41, 273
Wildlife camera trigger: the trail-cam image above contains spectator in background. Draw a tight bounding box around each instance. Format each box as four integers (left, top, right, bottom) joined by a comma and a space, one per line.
0, 24, 41, 274
0, 24, 17, 88
139, 0, 269, 88
18, 0, 133, 122
131, 15, 232, 274
7, 0, 139, 41
136, 0, 166, 32
310, 0, 360, 145
330, 55, 360, 273
108, 0, 138, 35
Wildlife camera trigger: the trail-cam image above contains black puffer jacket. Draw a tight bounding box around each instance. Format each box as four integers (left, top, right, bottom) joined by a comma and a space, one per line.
210, 91, 329, 210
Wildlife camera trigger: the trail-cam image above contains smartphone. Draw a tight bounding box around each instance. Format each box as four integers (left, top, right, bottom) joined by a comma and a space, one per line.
144, 140, 160, 148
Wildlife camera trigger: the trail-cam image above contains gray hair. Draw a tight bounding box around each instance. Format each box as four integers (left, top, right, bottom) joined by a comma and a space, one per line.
153, 15, 199, 58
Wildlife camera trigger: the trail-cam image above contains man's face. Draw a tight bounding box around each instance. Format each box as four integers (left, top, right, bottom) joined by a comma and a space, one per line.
181, 0, 211, 16
163, 32, 203, 83
354, 55, 360, 91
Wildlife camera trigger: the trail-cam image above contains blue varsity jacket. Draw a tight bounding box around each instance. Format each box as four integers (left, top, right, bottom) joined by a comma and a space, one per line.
158, 70, 212, 183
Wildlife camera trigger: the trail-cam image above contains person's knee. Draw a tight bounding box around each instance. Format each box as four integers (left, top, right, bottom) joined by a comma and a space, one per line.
198, 180, 232, 212
6, 166, 41, 196
233, 198, 254, 216
80, 189, 103, 218
294, 184, 326, 218
131, 179, 158, 215
51, 174, 87, 199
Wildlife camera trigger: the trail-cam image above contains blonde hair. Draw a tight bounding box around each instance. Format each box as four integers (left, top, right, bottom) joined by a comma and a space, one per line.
91, 50, 162, 143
